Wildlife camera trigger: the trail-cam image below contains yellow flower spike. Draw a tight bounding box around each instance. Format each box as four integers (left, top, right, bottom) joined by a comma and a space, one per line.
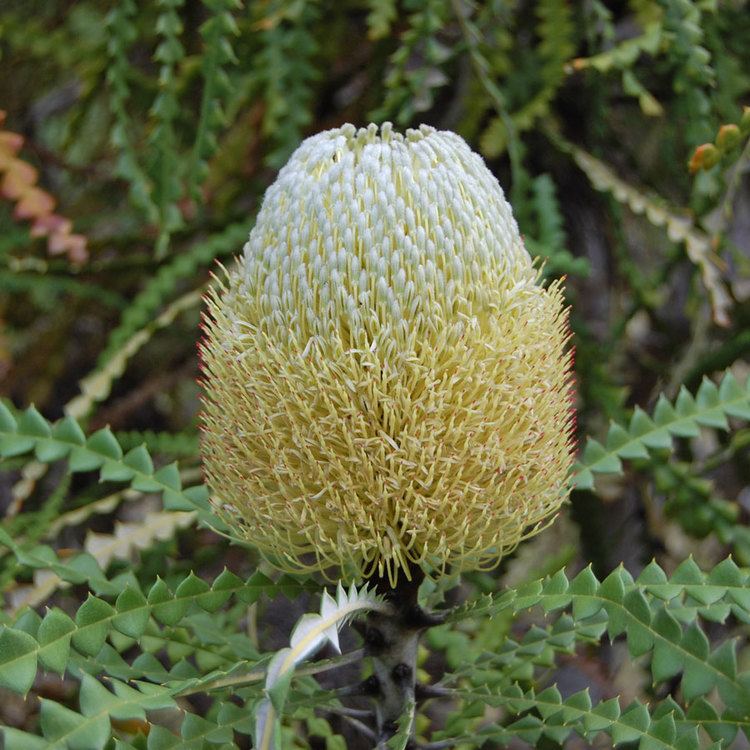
199, 123, 575, 586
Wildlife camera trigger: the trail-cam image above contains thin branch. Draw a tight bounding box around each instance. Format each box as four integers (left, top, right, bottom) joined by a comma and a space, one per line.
341, 714, 378, 742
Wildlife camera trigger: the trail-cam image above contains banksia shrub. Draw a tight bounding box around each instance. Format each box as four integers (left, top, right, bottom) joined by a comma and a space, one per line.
200, 123, 574, 585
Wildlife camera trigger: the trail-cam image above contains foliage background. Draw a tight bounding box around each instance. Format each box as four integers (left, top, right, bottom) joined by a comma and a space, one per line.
0, 0, 749, 747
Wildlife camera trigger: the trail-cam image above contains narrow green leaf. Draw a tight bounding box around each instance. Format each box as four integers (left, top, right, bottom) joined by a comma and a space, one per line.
68, 445, 106, 472
100, 459, 136, 483
35, 436, 71, 462
181, 712, 233, 743
569, 566, 602, 619
682, 658, 716, 701
671, 558, 704, 585
581, 438, 623, 474
583, 697, 620, 732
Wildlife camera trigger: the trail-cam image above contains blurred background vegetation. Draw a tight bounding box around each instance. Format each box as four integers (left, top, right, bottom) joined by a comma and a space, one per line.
1, 0, 749, 742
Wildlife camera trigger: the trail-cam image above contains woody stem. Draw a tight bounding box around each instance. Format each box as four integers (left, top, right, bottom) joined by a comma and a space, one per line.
362, 567, 442, 747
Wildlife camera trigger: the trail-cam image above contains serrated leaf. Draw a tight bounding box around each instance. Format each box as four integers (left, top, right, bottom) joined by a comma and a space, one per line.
672, 558, 704, 585
52, 416, 86, 445
708, 639, 737, 678
569, 566, 602, 619
708, 557, 744, 586
123, 445, 154, 474
175, 571, 210, 602
682, 658, 715, 701
73, 595, 115, 656
182, 712, 233, 743
40, 696, 109, 748
99, 459, 136, 483
113, 587, 149, 638
68, 445, 105, 472
18, 406, 51, 437
582, 438, 623, 474
148, 578, 186, 626
2, 728, 49, 750
154, 462, 181, 489
37, 609, 76, 674
87, 427, 123, 459
649, 713, 676, 743
583, 697, 620, 732
0, 628, 38, 695
35, 436, 71, 462
0, 401, 17, 431
236, 571, 274, 604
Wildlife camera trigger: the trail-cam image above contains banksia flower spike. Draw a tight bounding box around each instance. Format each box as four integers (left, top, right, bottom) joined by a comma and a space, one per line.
200, 123, 575, 586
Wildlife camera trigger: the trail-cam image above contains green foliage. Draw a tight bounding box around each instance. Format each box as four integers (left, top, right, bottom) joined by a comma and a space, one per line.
94, 221, 249, 370
0, 401, 216, 525
149, 0, 187, 256
186, 0, 241, 202
575, 370, 750, 489
366, 0, 398, 40
523, 173, 590, 277
658, 0, 715, 147
0, 536, 316, 749
250, 1, 321, 169
371, 0, 452, 125
106, 0, 159, 226
115, 429, 199, 458
442, 559, 750, 745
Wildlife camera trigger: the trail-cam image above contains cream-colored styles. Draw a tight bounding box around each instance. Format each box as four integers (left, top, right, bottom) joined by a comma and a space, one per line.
200, 123, 574, 585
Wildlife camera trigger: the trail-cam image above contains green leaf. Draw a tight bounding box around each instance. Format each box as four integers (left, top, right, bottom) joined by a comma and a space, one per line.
2, 728, 49, 750
0, 401, 17, 431
87, 428, 123, 460
37, 609, 76, 675
123, 444, 154, 474
175, 571, 210, 602
569, 566, 602, 619
40, 696, 110, 749
573, 371, 750, 491
148, 578, 187, 626
581, 438, 622, 474
611, 701, 649, 744
182, 712, 233, 743
113, 587, 150, 638
18, 406, 52, 438
52, 416, 87, 445
0, 628, 38, 695
73, 596, 116, 656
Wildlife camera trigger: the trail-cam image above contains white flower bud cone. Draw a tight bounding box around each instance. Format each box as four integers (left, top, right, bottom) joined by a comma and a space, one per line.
200, 123, 574, 585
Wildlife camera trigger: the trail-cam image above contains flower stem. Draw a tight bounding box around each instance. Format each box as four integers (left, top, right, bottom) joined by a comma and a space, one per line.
364, 566, 443, 746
